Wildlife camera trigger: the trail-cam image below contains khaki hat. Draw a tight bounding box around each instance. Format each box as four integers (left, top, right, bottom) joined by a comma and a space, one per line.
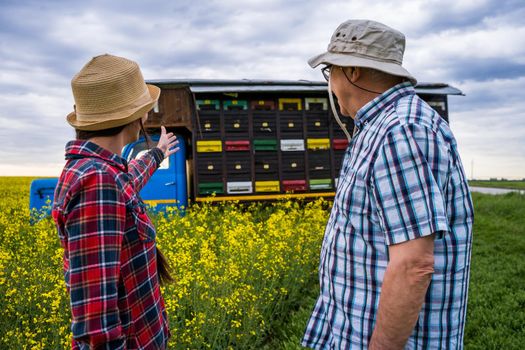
308, 19, 417, 85
67, 54, 160, 131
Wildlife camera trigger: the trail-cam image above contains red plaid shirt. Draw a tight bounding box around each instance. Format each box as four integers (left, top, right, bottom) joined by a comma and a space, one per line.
52, 140, 170, 349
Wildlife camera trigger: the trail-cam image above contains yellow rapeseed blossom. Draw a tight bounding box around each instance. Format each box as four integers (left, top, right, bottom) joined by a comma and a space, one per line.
0, 177, 330, 349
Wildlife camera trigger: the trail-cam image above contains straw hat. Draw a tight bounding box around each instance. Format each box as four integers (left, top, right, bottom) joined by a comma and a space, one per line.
67, 54, 160, 131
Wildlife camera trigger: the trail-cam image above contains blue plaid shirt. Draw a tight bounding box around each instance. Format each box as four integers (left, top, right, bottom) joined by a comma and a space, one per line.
302, 82, 474, 349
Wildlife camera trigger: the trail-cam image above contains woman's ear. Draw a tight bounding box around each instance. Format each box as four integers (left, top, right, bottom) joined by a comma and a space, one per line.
130, 117, 143, 132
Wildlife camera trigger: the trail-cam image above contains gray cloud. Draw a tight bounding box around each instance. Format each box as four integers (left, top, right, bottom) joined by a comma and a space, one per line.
448, 59, 525, 82
412, 0, 525, 36
0, 0, 524, 178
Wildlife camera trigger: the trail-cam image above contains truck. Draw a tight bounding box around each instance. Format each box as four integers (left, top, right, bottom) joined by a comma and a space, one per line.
29, 79, 463, 214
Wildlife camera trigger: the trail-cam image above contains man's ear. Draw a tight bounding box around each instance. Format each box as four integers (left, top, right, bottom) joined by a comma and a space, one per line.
350, 67, 361, 82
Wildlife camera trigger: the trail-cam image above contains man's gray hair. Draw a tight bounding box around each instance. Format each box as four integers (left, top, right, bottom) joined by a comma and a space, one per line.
358, 67, 405, 86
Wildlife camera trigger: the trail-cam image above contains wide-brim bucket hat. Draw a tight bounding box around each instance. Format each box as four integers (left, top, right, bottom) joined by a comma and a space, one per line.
308, 19, 417, 86
67, 54, 160, 131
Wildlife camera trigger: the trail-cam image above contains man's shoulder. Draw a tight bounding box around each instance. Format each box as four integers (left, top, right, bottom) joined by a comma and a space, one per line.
377, 94, 456, 146
389, 94, 442, 130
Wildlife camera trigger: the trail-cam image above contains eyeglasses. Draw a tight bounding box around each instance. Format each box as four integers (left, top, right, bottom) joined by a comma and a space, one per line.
322, 65, 349, 82
321, 65, 344, 82
321, 65, 332, 81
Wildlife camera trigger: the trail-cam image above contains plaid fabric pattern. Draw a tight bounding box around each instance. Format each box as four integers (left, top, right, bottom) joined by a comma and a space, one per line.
302, 82, 474, 349
52, 140, 169, 350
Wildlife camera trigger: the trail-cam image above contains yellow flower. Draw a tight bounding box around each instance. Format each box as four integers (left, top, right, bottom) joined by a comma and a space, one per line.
0, 177, 329, 349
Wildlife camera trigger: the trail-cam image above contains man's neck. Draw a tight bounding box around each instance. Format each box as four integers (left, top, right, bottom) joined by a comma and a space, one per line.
350, 81, 403, 118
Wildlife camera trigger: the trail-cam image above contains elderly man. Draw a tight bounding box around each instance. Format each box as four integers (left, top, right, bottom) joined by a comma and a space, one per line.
302, 20, 474, 349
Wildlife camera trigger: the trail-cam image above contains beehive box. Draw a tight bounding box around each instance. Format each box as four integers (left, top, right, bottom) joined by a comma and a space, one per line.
192, 93, 349, 201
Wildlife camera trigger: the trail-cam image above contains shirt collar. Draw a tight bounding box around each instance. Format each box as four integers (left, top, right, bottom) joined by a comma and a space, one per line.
65, 140, 128, 172
354, 81, 415, 130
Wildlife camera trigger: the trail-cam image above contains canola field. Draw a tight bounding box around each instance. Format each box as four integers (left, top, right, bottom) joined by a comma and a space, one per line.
0, 177, 329, 349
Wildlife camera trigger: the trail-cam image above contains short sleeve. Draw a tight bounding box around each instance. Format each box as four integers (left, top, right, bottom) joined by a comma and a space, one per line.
371, 124, 449, 245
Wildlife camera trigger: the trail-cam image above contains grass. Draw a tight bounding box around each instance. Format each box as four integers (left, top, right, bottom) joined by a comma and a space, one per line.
270, 192, 525, 349
463, 192, 525, 349
469, 180, 525, 190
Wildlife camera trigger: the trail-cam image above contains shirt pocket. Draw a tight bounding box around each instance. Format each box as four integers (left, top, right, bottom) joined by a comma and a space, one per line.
128, 197, 156, 242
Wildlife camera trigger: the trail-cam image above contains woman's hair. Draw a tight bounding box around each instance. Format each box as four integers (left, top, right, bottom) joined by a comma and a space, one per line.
76, 124, 127, 140
75, 119, 174, 285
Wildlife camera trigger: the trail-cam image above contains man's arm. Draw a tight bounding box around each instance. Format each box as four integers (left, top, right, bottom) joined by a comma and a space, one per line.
369, 123, 450, 348
369, 235, 435, 350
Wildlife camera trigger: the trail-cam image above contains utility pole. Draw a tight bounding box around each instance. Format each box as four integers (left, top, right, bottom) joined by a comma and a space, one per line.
471, 159, 474, 180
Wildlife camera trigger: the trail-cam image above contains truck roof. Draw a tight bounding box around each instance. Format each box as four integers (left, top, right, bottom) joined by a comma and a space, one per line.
146, 79, 463, 96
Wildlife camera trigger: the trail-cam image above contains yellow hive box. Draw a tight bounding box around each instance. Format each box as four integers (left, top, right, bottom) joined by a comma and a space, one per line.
305, 97, 328, 110
278, 98, 302, 111
196, 140, 222, 153
255, 181, 280, 192
307, 138, 330, 150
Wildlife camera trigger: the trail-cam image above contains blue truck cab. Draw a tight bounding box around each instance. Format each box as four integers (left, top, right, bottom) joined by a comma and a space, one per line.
29, 177, 59, 218
122, 134, 187, 211
29, 133, 187, 217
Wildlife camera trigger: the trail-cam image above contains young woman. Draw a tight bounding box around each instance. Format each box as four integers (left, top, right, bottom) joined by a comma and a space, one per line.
52, 54, 179, 349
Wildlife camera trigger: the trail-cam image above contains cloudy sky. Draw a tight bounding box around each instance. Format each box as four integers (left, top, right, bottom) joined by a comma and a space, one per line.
1, 0, 524, 179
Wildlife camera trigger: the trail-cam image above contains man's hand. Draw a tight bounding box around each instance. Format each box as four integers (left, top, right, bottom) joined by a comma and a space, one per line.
369, 235, 435, 350
156, 126, 180, 158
